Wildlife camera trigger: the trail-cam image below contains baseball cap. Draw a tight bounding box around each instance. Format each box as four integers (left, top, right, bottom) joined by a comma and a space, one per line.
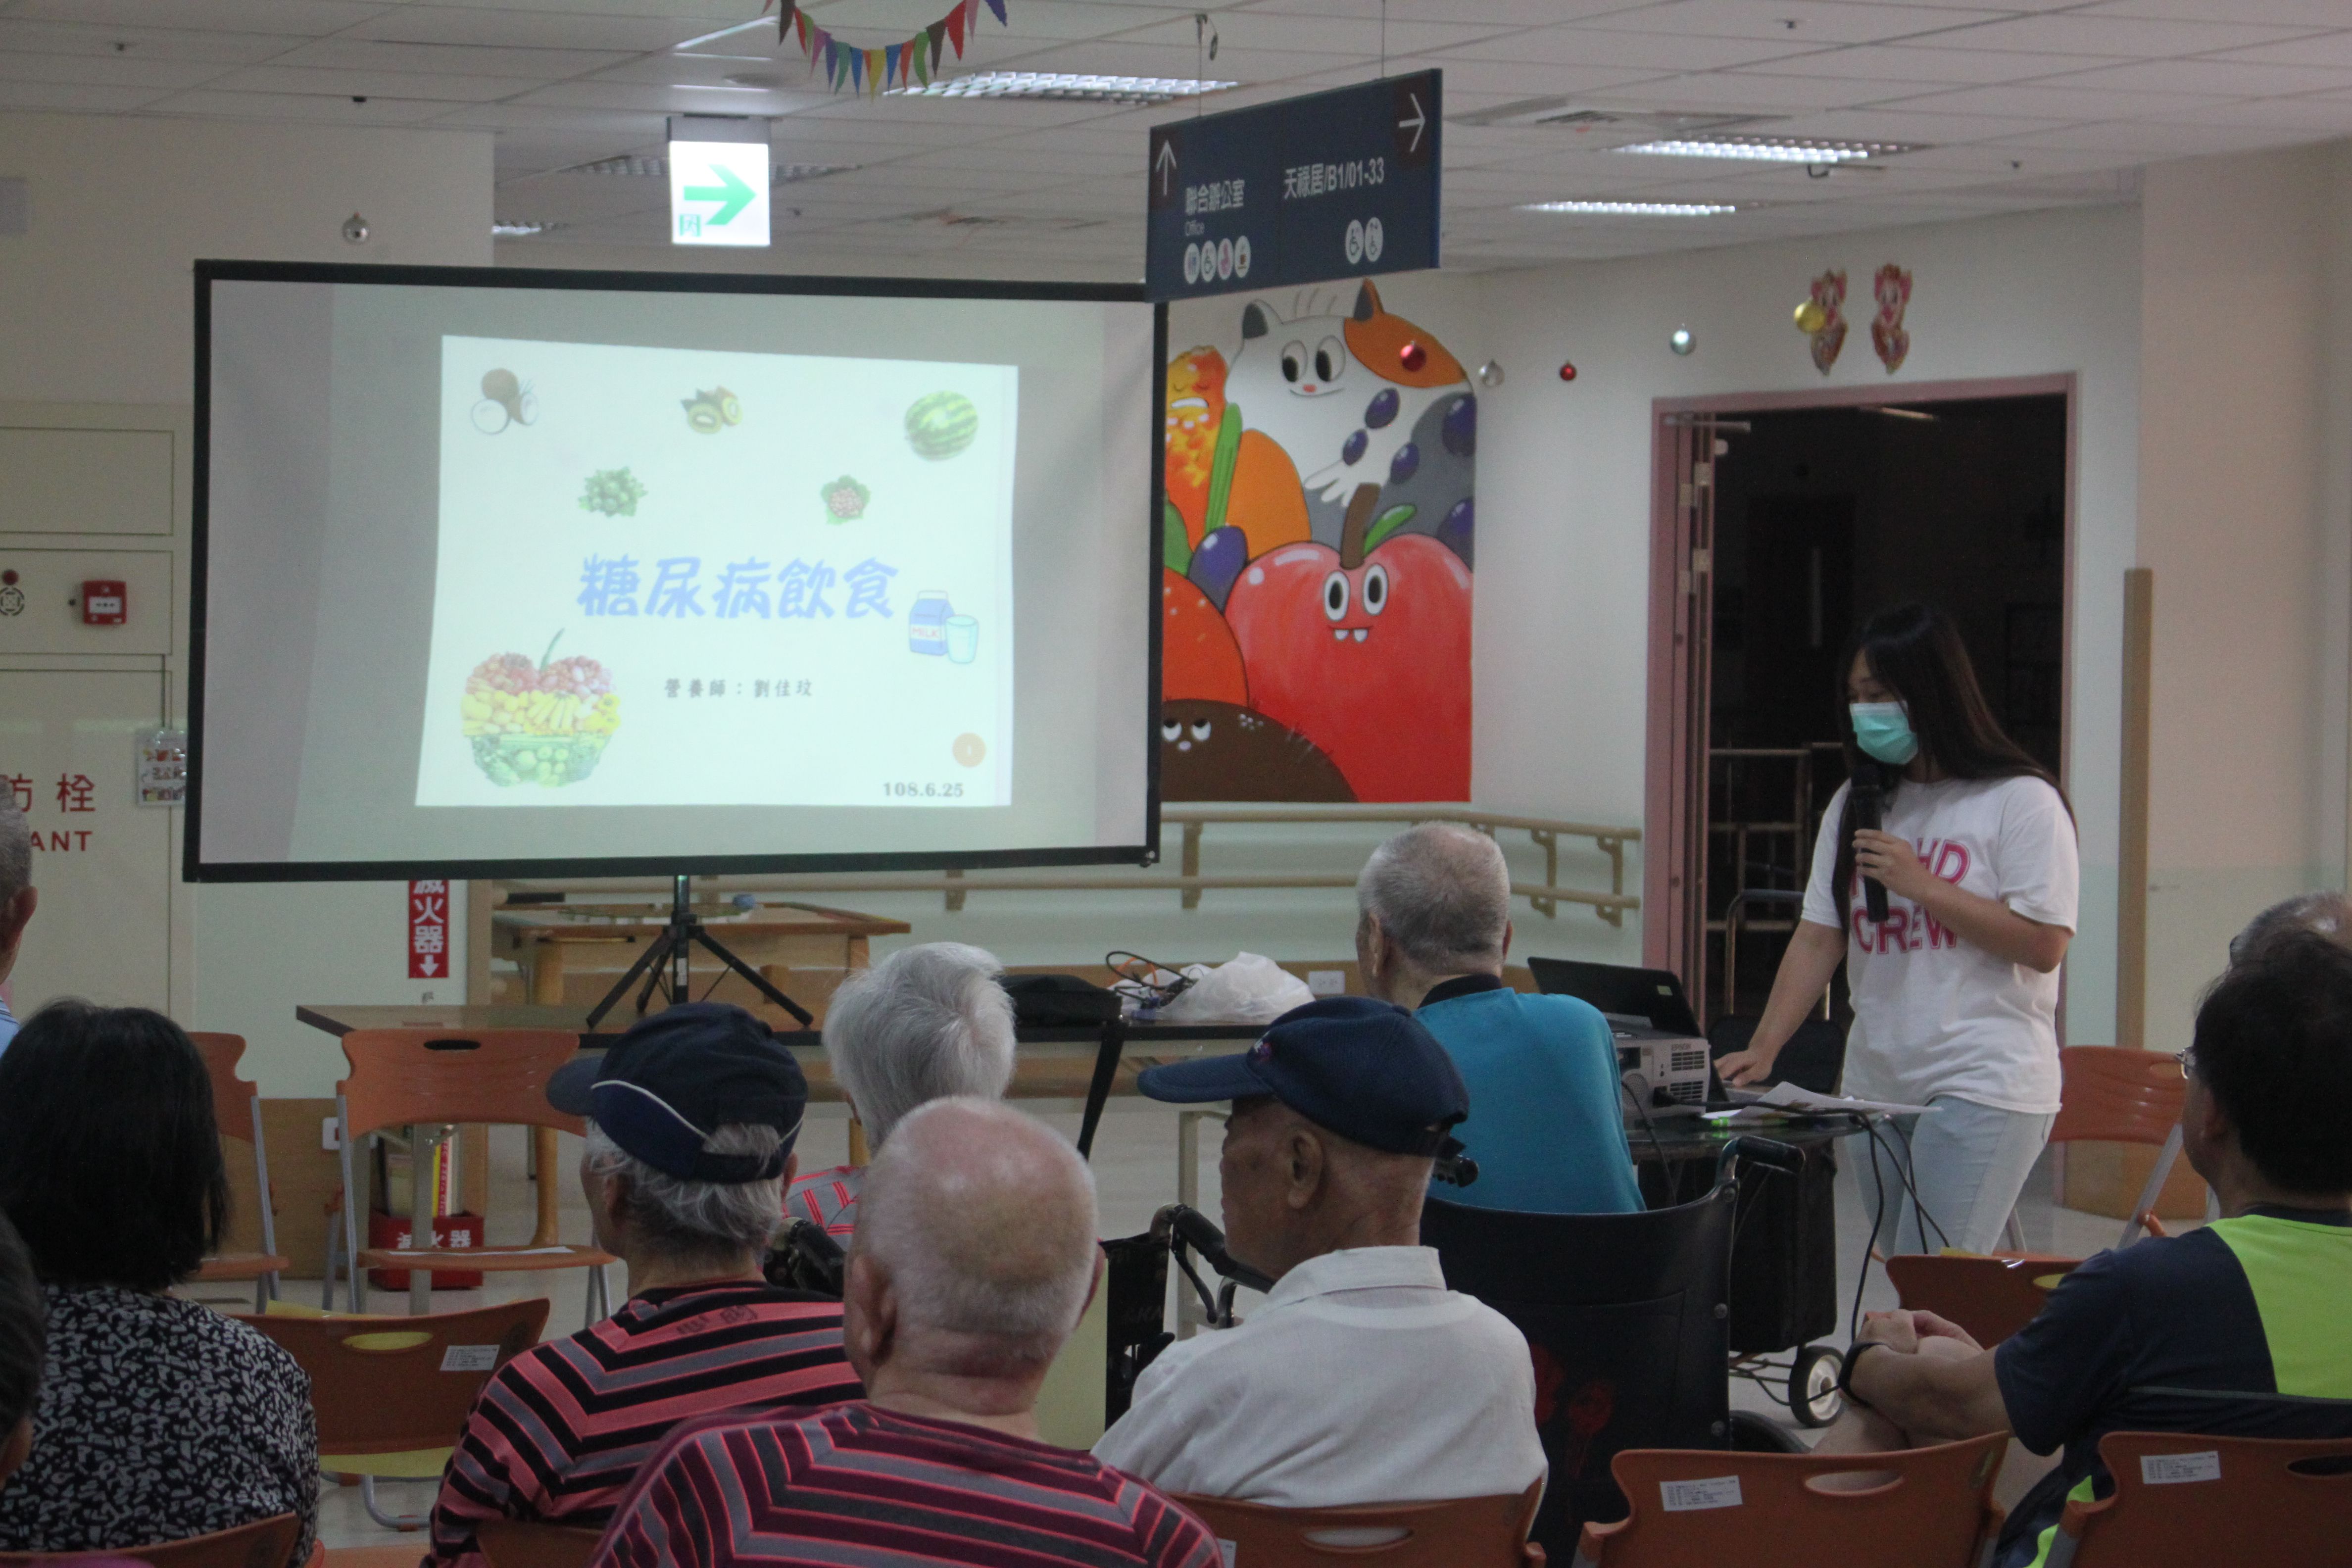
547, 1002, 807, 1182
1135, 996, 1469, 1157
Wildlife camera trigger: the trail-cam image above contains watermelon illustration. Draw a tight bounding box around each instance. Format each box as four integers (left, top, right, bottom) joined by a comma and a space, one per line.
905, 391, 979, 461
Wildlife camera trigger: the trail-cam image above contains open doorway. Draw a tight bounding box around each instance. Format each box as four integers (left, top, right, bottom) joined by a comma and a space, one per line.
1645, 380, 2072, 1028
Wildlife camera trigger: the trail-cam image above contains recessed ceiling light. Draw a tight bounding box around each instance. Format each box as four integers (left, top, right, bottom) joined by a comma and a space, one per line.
887, 71, 1236, 104
1519, 200, 1737, 216
1862, 405, 1938, 421
724, 72, 785, 89
1615, 135, 1917, 163
491, 220, 563, 238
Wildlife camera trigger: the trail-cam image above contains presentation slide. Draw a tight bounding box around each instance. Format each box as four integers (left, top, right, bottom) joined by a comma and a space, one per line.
420, 336, 1017, 810
193, 267, 1159, 878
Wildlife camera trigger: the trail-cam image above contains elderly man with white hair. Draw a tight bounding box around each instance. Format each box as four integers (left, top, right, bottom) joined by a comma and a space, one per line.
786, 941, 1017, 1239
0, 795, 36, 1059
595, 1099, 1222, 1568
1355, 822, 1641, 1214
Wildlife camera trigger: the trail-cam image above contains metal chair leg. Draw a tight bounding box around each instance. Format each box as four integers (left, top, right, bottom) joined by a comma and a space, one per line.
358, 1475, 429, 1530
585, 1263, 611, 1327
2003, 1208, 2026, 1253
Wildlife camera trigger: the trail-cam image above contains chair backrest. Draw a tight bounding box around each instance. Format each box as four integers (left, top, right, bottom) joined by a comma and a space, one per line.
2055, 1431, 2352, 1568
2049, 1047, 2184, 1148
1884, 1253, 2077, 1349
235, 1298, 549, 1455
336, 1029, 587, 1140
1422, 1184, 1739, 1556
189, 1031, 258, 1145
1178, 1483, 1541, 1568
475, 1519, 605, 1568
0, 1511, 301, 1568
1578, 1433, 2008, 1568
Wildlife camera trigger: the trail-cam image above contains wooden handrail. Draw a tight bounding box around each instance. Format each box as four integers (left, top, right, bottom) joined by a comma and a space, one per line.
510, 804, 1641, 926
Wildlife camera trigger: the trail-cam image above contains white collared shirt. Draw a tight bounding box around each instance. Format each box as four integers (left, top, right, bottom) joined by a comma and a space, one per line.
1094, 1245, 1547, 1509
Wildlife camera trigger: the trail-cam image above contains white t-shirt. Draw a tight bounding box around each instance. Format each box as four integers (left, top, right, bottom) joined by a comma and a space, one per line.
1093, 1245, 1546, 1508
1800, 774, 2078, 1115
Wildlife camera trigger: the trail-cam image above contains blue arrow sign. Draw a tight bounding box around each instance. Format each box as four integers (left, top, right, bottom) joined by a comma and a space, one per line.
1147, 71, 1441, 301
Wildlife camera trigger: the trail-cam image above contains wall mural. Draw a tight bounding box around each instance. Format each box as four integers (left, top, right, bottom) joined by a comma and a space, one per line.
1161, 280, 1474, 803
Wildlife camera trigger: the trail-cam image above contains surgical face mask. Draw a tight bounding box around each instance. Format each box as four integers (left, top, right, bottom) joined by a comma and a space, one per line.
1849, 702, 1920, 766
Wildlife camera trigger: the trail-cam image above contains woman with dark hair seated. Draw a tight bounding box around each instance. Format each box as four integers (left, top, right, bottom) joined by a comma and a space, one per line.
0, 1002, 317, 1563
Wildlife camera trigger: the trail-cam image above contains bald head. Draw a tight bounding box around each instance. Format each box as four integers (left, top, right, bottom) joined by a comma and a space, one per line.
2232, 892, 2352, 969
1357, 823, 1511, 976
852, 1098, 1098, 1373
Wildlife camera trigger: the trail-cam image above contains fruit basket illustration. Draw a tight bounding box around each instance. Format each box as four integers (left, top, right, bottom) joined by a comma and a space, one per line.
459, 634, 620, 787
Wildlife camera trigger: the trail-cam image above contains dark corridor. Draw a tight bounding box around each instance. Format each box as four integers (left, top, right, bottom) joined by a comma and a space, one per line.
1703, 393, 2068, 1024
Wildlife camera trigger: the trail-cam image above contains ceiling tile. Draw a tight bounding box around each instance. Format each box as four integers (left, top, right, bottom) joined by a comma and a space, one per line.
2038, 58, 2352, 97
342, 7, 728, 53
0, 50, 233, 89
198, 65, 546, 101
0, 17, 294, 64
2211, 33, 2352, 69
6, 0, 394, 35
1437, 27, 1820, 70
2078, 0, 2352, 23
0, 76, 177, 111
1905, 14, 2331, 57
142, 88, 457, 122
1881, 82, 2228, 118
1626, 69, 1958, 110
1746, 105, 2082, 141
1574, 0, 2008, 48
268, 37, 636, 77
1989, 118, 2317, 153
1239, 0, 1657, 21
1735, 43, 2129, 85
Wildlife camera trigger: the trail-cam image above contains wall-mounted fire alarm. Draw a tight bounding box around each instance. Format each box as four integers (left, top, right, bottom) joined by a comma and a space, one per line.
81, 580, 126, 625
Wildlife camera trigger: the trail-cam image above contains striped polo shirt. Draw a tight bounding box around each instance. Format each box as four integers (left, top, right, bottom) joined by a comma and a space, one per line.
590, 1402, 1223, 1568
784, 1164, 862, 1239
425, 1280, 860, 1568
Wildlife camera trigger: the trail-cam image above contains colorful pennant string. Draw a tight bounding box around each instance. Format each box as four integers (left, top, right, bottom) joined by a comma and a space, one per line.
764, 0, 1012, 95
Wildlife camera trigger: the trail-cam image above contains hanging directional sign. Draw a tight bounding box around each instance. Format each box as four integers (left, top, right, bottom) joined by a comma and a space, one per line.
1147, 70, 1440, 301
669, 116, 771, 247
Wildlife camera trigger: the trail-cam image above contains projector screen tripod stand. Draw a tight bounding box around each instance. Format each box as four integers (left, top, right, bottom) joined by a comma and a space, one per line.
585, 875, 815, 1029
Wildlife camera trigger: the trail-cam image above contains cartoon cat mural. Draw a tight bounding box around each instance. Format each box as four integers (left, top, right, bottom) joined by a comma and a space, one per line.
1162, 280, 1473, 803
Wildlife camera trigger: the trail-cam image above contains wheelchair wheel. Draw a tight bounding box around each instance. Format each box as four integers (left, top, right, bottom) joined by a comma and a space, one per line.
1791, 1343, 1844, 1427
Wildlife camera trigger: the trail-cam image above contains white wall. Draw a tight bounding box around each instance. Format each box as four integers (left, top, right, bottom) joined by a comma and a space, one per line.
2136, 145, 2352, 1051
0, 111, 493, 1094
1463, 206, 2146, 1037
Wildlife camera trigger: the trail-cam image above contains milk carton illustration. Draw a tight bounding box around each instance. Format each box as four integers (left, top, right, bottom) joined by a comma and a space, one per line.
909, 591, 953, 655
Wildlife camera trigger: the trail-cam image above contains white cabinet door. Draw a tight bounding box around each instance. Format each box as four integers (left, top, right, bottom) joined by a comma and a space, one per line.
0, 668, 173, 1016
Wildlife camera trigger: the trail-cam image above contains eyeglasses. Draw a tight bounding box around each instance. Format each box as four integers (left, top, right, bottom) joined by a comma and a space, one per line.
2175, 1047, 2198, 1081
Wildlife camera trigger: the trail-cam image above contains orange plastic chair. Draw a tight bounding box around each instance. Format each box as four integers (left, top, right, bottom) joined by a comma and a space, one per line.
2042, 1046, 2196, 1250
2044, 1430, 2352, 1567
1178, 1483, 1545, 1567
1883, 1253, 2079, 1350
328, 1029, 615, 1320
0, 1511, 301, 1568
238, 1296, 549, 1533
1571, 1432, 2008, 1568
476, 1520, 605, 1568
188, 1031, 293, 1312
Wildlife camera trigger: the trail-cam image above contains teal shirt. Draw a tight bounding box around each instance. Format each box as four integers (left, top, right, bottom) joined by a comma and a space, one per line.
1415, 980, 1643, 1215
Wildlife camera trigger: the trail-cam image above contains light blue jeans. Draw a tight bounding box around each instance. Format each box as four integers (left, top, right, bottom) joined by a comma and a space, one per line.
1853, 1096, 2056, 1256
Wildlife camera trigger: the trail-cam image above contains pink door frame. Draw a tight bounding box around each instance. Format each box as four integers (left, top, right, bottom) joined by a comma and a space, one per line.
1640, 373, 2081, 986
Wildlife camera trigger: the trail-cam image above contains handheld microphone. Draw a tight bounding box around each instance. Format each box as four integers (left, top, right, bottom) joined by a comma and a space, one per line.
1850, 764, 1891, 924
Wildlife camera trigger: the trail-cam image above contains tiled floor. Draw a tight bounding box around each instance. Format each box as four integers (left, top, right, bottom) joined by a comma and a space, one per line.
171, 1102, 2168, 1547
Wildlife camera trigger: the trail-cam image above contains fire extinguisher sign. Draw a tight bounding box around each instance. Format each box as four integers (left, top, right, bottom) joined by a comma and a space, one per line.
409, 880, 450, 980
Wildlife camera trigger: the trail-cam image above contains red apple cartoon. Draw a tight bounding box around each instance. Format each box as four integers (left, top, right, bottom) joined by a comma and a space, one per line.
1162, 569, 1249, 707
1225, 484, 1470, 801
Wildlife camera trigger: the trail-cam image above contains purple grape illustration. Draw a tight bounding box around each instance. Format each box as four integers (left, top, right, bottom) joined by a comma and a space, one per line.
1341, 428, 1368, 466
1189, 525, 1249, 611
1441, 393, 1477, 458
1364, 387, 1399, 429
1389, 441, 1420, 486
1438, 497, 1474, 568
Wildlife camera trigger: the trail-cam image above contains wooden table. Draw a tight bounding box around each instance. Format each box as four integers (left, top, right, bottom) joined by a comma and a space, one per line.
491, 900, 911, 1020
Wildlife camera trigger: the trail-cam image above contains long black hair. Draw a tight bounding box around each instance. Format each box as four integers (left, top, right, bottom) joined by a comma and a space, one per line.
1832, 603, 2072, 924
0, 1001, 229, 1291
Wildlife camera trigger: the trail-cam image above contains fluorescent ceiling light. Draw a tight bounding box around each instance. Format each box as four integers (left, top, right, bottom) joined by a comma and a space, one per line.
491, 220, 562, 238
1520, 200, 1736, 216
672, 18, 775, 51
566, 156, 852, 183
1862, 405, 1938, 421
1615, 136, 1915, 163
887, 71, 1235, 104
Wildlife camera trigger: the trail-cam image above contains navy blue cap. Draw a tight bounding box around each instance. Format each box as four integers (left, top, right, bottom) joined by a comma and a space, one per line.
1136, 996, 1469, 1156
548, 1003, 806, 1183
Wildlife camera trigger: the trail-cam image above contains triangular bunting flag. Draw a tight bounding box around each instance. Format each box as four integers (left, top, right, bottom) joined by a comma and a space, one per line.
848, 46, 864, 91
794, 8, 810, 54
864, 48, 882, 94
825, 39, 841, 88
927, 19, 947, 71
776, 0, 798, 44
945, 3, 966, 56
965, 0, 982, 33
884, 42, 901, 87
982, 0, 1006, 24
914, 35, 932, 85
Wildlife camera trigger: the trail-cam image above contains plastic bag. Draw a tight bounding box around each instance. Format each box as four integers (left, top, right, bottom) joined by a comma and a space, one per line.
1149, 952, 1315, 1026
